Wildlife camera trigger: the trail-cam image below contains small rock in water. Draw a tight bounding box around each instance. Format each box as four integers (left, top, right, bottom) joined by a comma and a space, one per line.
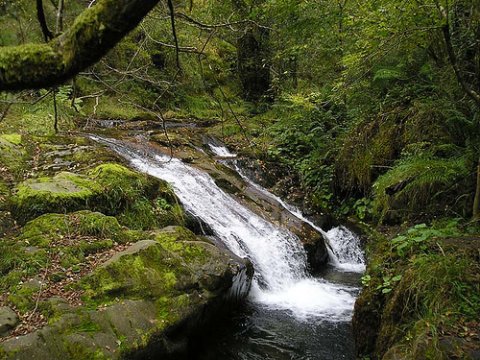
0, 307, 19, 336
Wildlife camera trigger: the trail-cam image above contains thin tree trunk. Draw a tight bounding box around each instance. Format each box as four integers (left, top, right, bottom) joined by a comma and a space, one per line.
473, 158, 480, 219
55, 0, 64, 35
36, 0, 53, 41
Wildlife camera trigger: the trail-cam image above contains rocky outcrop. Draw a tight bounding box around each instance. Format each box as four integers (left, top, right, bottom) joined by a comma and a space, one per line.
8, 162, 178, 226
0, 226, 252, 359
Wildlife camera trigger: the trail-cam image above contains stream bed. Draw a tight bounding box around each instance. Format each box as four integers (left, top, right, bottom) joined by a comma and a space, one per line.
195, 265, 362, 360
92, 136, 364, 360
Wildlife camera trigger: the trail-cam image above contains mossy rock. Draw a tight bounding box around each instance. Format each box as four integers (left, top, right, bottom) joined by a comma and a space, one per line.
117, 198, 184, 231
0, 133, 28, 177
36, 135, 119, 174
89, 163, 164, 213
0, 227, 252, 359
9, 163, 175, 224
81, 227, 236, 303
0, 211, 144, 313
10, 172, 103, 224
18, 211, 131, 248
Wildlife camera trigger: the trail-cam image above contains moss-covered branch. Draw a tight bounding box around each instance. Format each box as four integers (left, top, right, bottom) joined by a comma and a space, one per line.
0, 0, 160, 90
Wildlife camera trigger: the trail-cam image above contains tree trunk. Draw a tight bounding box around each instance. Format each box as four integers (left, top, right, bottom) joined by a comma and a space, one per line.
237, 27, 271, 101
473, 158, 480, 219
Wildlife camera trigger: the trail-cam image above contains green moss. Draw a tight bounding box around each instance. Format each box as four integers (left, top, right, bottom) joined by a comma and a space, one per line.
9, 163, 176, 224
1, 134, 22, 145
356, 221, 480, 359
117, 198, 159, 230
20, 213, 70, 247
81, 227, 215, 305
155, 227, 208, 263
20, 211, 132, 247
81, 241, 190, 304
74, 210, 123, 239
89, 163, 159, 211
1, 210, 143, 314
0, 133, 28, 176
336, 114, 403, 194
10, 172, 103, 224
118, 198, 184, 230
7, 281, 39, 312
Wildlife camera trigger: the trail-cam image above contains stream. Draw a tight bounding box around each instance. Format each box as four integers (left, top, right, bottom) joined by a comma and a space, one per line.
92, 136, 365, 360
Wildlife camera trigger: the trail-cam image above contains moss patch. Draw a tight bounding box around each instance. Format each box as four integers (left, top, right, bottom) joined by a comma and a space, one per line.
10, 172, 103, 224
0, 133, 28, 177
354, 220, 480, 359
9, 162, 180, 225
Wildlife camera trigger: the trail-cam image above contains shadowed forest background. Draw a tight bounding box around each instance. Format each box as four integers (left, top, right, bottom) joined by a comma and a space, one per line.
0, 0, 479, 359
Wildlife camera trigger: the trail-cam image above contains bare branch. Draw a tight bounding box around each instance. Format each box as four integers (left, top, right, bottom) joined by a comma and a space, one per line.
167, 0, 181, 70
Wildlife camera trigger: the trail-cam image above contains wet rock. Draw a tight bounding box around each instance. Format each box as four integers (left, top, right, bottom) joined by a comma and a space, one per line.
0, 307, 18, 336
0, 227, 252, 359
303, 234, 329, 273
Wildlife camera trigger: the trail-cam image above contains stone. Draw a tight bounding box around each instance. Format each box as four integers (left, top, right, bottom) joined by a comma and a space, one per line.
0, 307, 18, 336
0, 227, 253, 359
10, 172, 102, 224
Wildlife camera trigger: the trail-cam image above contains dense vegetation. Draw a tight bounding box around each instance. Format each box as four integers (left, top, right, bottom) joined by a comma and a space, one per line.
0, 0, 479, 358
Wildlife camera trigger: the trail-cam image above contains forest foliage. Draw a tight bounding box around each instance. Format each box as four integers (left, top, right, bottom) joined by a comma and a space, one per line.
0, 0, 479, 220
0, 1, 479, 358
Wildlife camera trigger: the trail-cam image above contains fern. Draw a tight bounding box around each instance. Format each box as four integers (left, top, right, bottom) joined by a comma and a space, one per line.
372, 153, 470, 221
373, 67, 405, 83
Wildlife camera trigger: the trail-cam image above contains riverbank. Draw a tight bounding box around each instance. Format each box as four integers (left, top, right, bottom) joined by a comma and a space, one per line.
0, 131, 254, 358
215, 127, 480, 359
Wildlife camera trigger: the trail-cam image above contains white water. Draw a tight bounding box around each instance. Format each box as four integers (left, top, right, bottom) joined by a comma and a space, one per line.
91, 136, 356, 321
208, 144, 237, 158
228, 158, 366, 273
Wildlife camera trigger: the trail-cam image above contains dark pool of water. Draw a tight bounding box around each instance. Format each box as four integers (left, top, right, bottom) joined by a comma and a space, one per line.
193, 267, 362, 360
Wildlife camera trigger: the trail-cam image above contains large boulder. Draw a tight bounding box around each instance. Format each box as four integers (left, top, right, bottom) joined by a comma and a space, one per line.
9, 163, 176, 225
0, 227, 252, 359
9, 172, 103, 224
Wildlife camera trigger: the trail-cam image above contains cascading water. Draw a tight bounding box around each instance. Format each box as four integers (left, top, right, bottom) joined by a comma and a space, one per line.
92, 136, 356, 321
208, 143, 237, 158
326, 227, 366, 272
210, 145, 366, 273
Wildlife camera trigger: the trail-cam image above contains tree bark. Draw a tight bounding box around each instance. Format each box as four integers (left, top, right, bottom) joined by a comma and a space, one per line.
0, 0, 160, 91
55, 0, 65, 35
442, 24, 480, 107
36, 0, 54, 41
473, 158, 480, 219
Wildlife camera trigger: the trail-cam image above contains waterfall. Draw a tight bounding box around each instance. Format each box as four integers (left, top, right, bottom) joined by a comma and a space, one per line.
222, 155, 366, 273
92, 136, 357, 321
208, 143, 237, 158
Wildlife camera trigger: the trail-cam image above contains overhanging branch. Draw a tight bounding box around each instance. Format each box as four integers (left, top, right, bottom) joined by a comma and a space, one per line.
0, 0, 161, 91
